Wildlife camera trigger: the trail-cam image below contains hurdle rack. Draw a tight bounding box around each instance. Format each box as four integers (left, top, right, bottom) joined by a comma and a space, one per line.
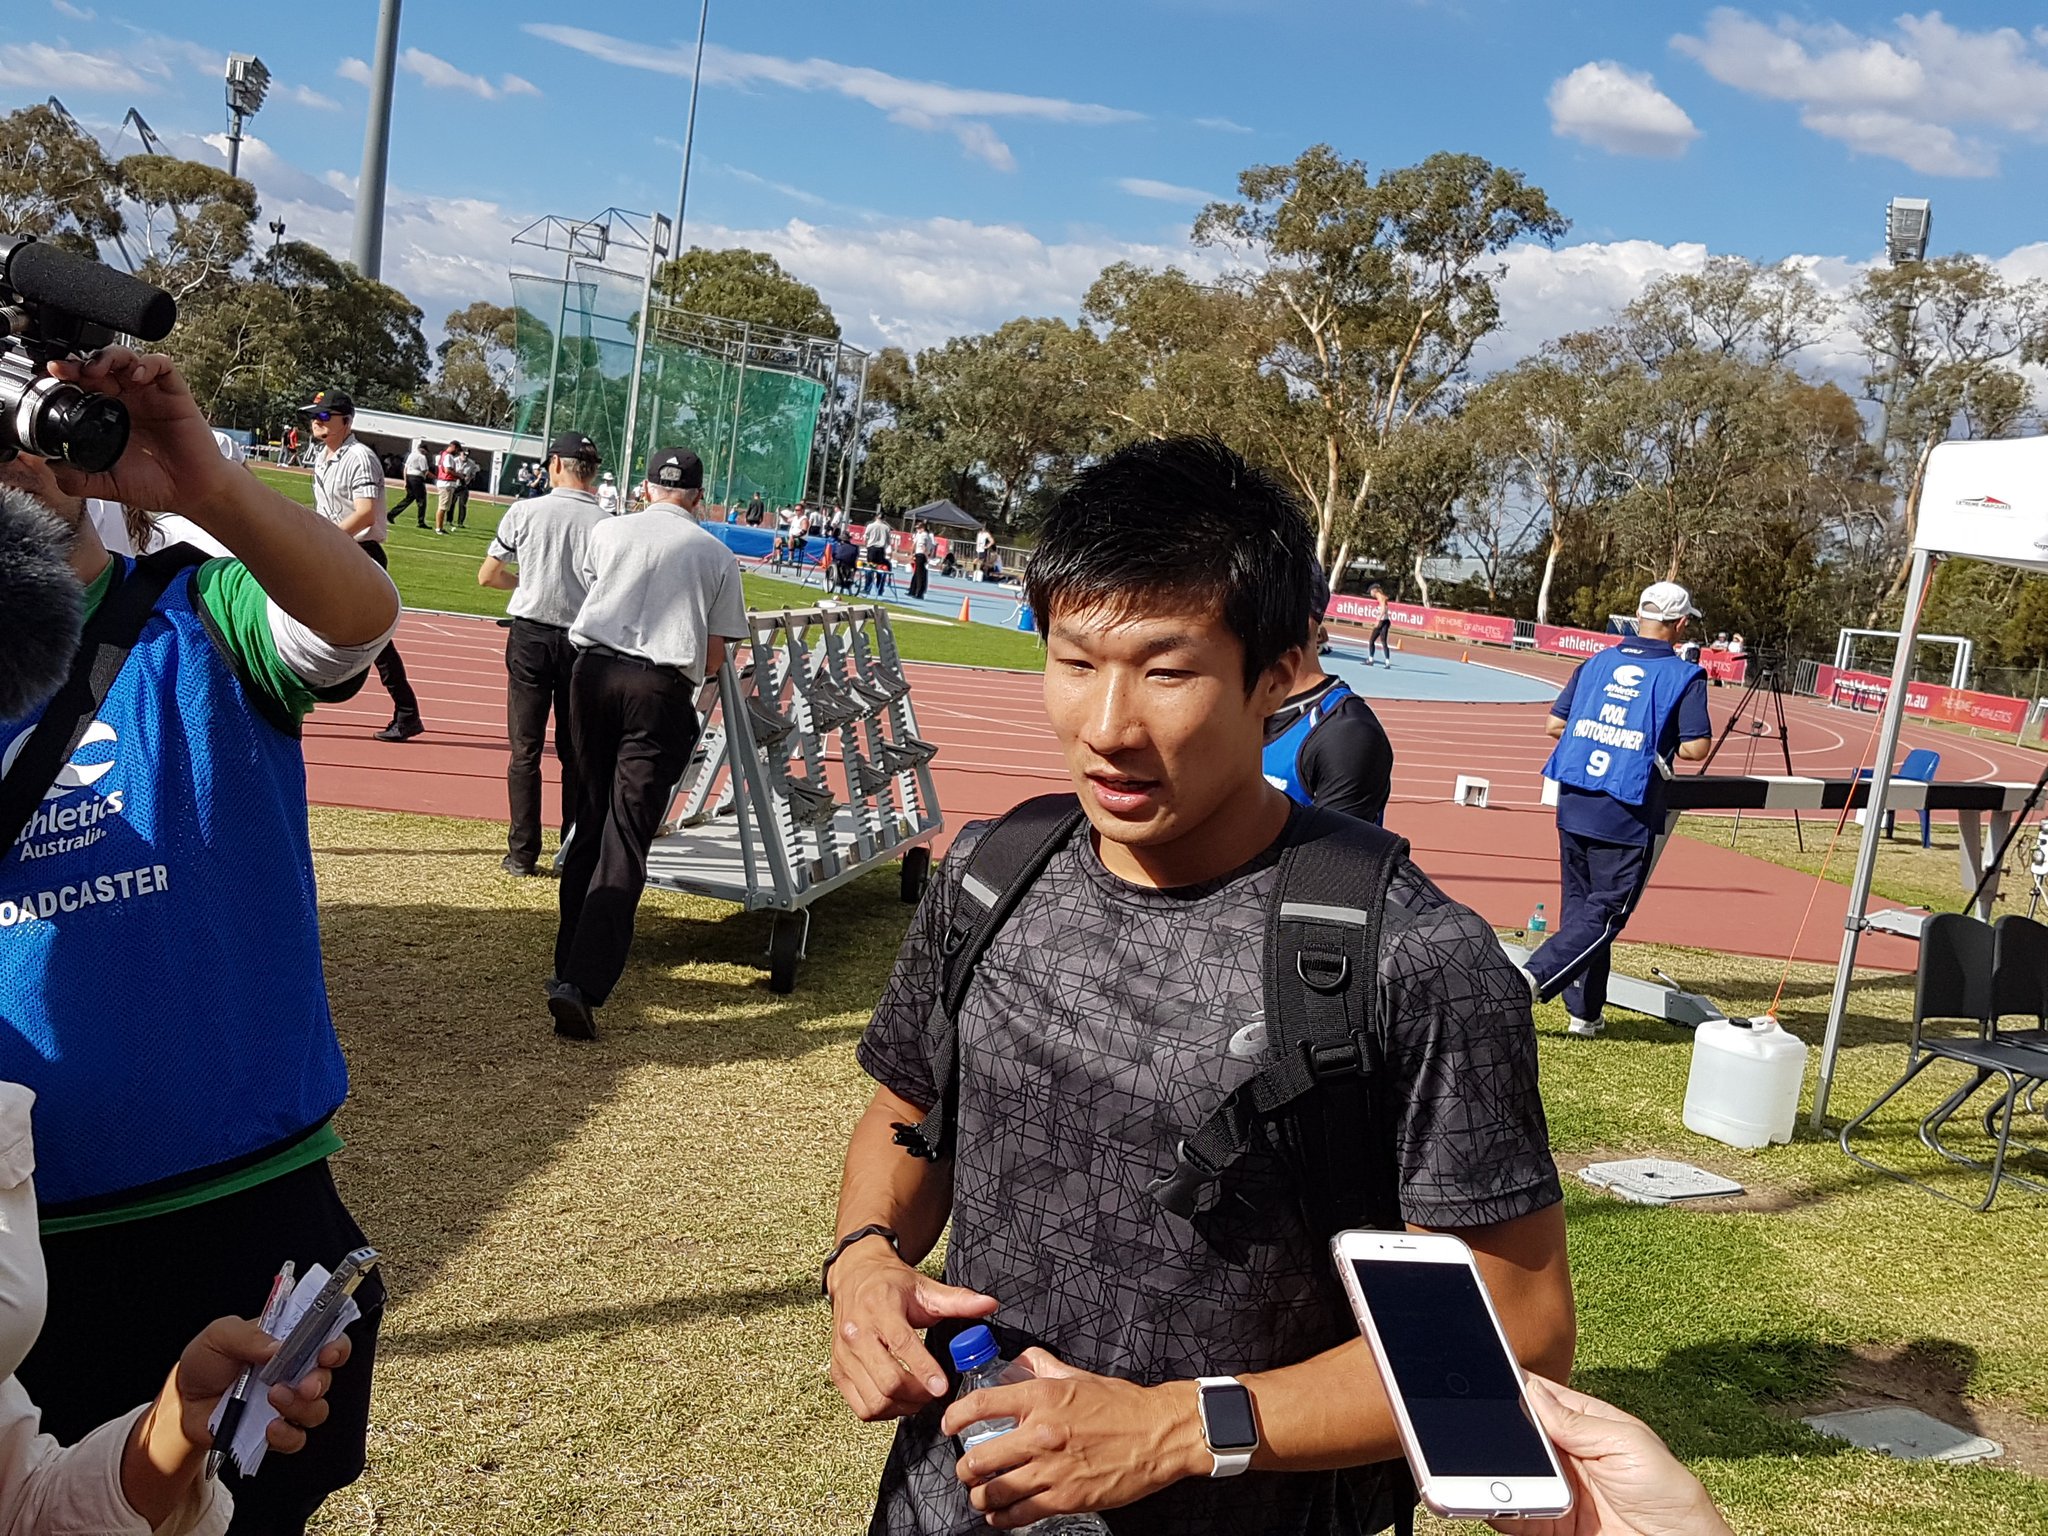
642, 603, 943, 992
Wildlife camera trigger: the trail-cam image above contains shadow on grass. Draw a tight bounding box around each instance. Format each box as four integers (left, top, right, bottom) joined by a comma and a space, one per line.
383, 1276, 819, 1362
321, 867, 909, 1299
1578, 1335, 1993, 1464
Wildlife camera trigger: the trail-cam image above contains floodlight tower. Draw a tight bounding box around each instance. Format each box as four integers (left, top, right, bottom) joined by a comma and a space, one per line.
1876, 196, 1932, 458
223, 54, 270, 180
351, 0, 404, 280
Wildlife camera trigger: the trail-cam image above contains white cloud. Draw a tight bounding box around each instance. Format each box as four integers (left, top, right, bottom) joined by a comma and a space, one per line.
1672, 8, 2048, 176
1547, 61, 1699, 158
336, 57, 373, 87
283, 83, 341, 112
1116, 177, 1219, 206
0, 42, 150, 94
400, 48, 497, 99
1195, 115, 1253, 134
524, 24, 1137, 170
50, 0, 96, 19
500, 74, 541, 98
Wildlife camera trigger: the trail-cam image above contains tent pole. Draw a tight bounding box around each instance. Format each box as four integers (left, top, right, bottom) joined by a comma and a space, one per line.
1812, 544, 1934, 1130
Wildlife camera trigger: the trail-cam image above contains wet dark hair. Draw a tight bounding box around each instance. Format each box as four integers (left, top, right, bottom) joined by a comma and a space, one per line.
1027, 436, 1316, 690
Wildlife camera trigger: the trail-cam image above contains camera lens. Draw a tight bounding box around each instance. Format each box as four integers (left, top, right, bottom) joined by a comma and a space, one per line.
20, 380, 129, 474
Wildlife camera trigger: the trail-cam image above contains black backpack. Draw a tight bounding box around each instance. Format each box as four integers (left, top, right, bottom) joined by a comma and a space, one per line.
891, 793, 1421, 1530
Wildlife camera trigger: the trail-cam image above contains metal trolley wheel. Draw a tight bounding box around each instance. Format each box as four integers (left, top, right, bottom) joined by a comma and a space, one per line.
768, 911, 809, 995
900, 846, 932, 904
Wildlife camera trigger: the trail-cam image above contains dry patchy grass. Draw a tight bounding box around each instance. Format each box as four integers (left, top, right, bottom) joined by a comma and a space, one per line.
303, 807, 2048, 1535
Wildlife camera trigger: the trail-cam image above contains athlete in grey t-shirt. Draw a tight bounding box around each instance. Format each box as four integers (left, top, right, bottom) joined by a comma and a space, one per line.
545, 446, 748, 1042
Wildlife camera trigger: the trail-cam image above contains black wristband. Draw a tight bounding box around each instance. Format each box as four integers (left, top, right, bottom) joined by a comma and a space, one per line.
821, 1224, 900, 1299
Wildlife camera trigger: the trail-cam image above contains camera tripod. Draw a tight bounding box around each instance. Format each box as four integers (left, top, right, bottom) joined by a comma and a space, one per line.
1696, 657, 1805, 852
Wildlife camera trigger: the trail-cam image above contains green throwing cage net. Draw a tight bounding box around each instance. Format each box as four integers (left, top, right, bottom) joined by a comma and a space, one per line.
510, 265, 829, 506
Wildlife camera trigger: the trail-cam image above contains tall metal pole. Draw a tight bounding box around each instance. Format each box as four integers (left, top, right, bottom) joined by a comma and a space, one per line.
725, 321, 749, 505
352, 0, 404, 278
813, 343, 843, 509
1812, 545, 1934, 1130
226, 110, 245, 179
621, 213, 669, 491
838, 351, 869, 510
538, 242, 577, 454
672, 0, 710, 243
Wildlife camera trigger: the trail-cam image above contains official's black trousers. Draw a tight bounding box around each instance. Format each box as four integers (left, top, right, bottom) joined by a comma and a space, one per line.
1525, 829, 1655, 1022
19, 1158, 384, 1536
391, 473, 429, 524
451, 482, 471, 526
362, 540, 424, 728
908, 551, 929, 598
506, 617, 580, 868
555, 650, 700, 1005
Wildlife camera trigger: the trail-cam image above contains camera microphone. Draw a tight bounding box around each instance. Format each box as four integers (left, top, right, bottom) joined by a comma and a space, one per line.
0, 236, 178, 342
0, 486, 86, 719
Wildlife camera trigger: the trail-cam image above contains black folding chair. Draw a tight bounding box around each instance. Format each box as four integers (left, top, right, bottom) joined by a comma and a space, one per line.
1840, 912, 2045, 1210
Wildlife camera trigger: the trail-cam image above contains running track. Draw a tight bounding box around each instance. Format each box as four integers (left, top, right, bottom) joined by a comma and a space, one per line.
304, 612, 2046, 972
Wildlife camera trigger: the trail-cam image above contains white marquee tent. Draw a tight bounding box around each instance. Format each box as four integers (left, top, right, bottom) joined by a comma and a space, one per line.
1813, 433, 2048, 1127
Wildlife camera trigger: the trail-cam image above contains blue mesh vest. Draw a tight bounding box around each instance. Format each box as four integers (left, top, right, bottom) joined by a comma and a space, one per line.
1542, 646, 1701, 807
1263, 680, 1356, 804
0, 559, 347, 1209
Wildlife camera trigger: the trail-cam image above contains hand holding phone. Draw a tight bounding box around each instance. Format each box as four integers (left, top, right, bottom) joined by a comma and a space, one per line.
1332, 1230, 1571, 1521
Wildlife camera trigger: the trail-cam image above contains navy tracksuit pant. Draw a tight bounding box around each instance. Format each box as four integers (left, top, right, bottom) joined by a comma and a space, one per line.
1525, 829, 1654, 1022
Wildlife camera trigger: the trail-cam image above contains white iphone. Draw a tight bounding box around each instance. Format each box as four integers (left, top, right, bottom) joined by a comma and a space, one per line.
1332, 1229, 1572, 1521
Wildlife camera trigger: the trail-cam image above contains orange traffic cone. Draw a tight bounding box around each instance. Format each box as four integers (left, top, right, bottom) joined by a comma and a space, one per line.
957, 595, 973, 623
1461, 649, 1470, 664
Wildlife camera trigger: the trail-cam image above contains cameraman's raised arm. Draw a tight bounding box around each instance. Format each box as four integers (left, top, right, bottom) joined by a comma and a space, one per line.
45, 349, 396, 647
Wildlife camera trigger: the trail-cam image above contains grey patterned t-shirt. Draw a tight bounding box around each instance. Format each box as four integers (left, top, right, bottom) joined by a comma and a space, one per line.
856, 810, 1561, 1536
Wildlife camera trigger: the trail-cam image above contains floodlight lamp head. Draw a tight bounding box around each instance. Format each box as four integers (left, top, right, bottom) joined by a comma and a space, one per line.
1886, 197, 1931, 265
225, 54, 270, 118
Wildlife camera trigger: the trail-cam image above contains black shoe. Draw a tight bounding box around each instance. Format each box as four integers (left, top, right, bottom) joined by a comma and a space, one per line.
374, 719, 425, 742
501, 855, 539, 877
546, 979, 598, 1041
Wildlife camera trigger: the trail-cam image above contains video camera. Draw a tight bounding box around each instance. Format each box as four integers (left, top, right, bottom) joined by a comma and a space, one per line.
0, 234, 177, 474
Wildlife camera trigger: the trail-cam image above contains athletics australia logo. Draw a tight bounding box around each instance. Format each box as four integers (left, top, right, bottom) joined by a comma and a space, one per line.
1955, 495, 2012, 509
1, 720, 126, 860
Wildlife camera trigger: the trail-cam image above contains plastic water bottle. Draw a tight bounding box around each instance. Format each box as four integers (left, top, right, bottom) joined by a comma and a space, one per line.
1529, 902, 1548, 936
949, 1327, 1112, 1534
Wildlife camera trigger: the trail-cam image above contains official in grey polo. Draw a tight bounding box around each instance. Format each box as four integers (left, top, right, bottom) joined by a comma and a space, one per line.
305, 386, 425, 740
477, 429, 611, 876
546, 446, 748, 1042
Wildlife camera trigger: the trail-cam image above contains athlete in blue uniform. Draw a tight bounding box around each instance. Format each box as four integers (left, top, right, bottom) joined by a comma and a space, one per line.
1262, 567, 1394, 823
1524, 582, 1712, 1037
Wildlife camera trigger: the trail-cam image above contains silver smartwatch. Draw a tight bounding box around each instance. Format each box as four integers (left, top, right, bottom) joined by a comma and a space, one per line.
1196, 1376, 1258, 1477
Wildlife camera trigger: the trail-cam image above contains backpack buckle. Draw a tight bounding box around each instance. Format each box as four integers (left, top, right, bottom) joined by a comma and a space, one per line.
1147, 1140, 1219, 1219
1304, 1036, 1369, 1079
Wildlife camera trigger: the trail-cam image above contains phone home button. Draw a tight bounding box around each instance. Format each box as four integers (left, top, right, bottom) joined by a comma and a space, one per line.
1489, 1482, 1513, 1504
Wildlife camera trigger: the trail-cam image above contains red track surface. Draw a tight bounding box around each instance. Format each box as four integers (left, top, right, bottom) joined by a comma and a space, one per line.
306, 613, 2045, 971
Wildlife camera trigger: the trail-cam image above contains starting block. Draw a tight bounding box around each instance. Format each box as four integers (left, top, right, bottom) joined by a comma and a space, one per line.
1498, 939, 1729, 1028
1453, 775, 1491, 808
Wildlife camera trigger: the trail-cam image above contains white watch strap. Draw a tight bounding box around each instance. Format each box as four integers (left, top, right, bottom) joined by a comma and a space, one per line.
1196, 1376, 1255, 1478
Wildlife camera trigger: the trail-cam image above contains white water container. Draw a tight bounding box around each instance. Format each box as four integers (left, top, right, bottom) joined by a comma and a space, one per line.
1682, 1015, 1808, 1149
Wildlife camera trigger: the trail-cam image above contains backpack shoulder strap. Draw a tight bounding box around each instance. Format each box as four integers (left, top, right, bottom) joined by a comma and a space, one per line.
891, 793, 1086, 1162
1150, 807, 1410, 1235
0, 543, 204, 855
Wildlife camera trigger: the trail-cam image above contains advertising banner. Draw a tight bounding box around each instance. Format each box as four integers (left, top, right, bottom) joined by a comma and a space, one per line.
1325, 595, 1517, 645
1533, 624, 1621, 660
1814, 665, 2029, 734
1915, 436, 2048, 571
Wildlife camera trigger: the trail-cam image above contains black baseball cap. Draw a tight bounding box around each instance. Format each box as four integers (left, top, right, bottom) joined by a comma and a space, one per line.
647, 446, 703, 490
299, 388, 355, 417
548, 431, 600, 462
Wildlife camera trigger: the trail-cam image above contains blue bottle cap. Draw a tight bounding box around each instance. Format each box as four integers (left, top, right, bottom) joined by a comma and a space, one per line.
948, 1326, 998, 1373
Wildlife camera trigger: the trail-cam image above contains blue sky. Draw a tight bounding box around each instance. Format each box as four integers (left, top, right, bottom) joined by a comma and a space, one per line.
8, 2, 2048, 355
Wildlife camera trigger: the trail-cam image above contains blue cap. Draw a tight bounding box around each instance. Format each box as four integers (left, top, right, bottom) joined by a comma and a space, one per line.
948, 1326, 998, 1373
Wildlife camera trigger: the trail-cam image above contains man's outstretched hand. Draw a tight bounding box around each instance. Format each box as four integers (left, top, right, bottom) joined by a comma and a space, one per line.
44, 349, 237, 515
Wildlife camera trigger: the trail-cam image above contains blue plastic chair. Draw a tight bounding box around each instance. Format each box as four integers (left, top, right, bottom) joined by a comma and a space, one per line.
1856, 749, 1940, 846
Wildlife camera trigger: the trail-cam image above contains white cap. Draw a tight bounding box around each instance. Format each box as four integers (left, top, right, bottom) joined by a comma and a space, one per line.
1637, 581, 1700, 622
212, 429, 246, 464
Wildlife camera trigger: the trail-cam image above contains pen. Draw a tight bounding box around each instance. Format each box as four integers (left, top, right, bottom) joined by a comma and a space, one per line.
207, 1261, 294, 1481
